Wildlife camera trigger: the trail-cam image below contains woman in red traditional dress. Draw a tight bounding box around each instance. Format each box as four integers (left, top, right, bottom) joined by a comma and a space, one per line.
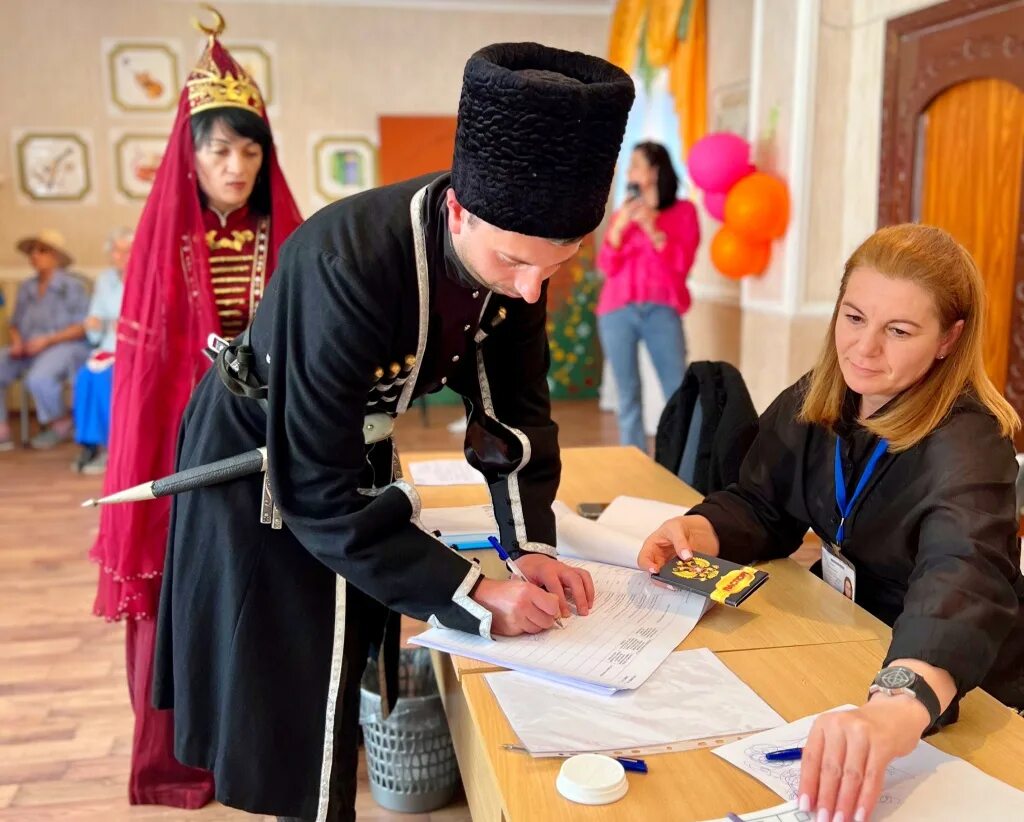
89, 10, 302, 808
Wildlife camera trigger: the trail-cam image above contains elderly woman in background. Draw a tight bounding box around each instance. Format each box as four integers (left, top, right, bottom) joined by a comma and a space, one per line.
0, 229, 89, 450
71, 227, 134, 474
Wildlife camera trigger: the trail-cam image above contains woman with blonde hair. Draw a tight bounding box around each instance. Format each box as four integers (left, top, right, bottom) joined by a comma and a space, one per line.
639, 223, 1023, 822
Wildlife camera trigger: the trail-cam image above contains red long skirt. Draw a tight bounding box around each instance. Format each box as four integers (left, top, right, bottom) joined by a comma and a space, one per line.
125, 618, 215, 808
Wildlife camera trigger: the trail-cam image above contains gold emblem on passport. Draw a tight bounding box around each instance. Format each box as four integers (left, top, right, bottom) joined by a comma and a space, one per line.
670, 556, 720, 582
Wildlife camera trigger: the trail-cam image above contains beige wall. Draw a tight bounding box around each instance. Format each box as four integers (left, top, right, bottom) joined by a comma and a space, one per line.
682, 0, 752, 369
731, 0, 936, 411
0, 0, 610, 275
3, 0, 945, 415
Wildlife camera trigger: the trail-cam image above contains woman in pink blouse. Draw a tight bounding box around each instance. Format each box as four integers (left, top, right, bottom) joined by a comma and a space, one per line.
597, 141, 701, 450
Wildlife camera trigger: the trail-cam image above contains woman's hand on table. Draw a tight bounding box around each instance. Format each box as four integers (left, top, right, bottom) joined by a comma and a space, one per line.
798, 696, 930, 822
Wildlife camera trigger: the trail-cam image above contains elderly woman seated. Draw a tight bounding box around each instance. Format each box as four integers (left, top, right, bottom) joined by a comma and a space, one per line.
71, 227, 133, 473
0, 230, 89, 450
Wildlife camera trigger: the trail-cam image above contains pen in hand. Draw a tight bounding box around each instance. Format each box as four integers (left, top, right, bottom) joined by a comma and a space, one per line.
487, 536, 565, 629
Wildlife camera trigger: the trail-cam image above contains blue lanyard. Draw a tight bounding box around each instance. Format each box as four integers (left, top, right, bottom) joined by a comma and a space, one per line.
834, 437, 888, 544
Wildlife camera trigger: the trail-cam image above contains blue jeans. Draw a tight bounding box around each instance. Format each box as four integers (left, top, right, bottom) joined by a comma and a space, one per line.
598, 303, 687, 450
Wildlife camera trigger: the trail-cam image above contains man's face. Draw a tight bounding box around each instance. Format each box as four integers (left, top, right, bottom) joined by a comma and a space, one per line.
446, 189, 580, 304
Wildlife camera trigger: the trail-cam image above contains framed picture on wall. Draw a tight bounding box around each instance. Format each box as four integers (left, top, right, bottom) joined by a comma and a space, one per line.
310, 134, 378, 206
223, 41, 277, 112
103, 38, 182, 115
14, 130, 94, 203
111, 130, 168, 202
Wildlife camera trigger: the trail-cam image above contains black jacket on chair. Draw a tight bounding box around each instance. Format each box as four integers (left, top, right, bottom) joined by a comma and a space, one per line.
654, 361, 758, 495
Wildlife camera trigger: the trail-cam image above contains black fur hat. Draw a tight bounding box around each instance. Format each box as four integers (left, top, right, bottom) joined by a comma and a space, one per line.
452, 42, 635, 239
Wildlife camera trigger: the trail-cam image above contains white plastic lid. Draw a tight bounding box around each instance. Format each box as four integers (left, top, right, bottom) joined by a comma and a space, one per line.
555, 754, 629, 806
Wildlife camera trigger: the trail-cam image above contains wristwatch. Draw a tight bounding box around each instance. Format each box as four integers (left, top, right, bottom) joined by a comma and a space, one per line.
868, 666, 941, 731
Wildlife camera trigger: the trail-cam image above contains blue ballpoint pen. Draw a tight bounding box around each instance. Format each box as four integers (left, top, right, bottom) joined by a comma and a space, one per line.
615, 756, 648, 774
487, 535, 565, 629
764, 746, 803, 762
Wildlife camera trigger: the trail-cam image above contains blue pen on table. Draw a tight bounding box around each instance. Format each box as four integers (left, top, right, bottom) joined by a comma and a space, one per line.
764, 746, 803, 762
487, 535, 565, 629
725, 813, 744, 822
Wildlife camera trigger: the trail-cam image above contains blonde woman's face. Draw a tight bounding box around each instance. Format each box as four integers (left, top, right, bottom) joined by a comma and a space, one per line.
834, 267, 962, 406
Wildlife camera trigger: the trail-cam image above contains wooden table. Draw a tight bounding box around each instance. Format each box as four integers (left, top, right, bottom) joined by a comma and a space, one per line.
403, 447, 888, 681
440, 640, 1024, 821
408, 447, 1024, 821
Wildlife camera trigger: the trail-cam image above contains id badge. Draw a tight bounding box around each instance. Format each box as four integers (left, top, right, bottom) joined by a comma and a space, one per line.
821, 542, 856, 601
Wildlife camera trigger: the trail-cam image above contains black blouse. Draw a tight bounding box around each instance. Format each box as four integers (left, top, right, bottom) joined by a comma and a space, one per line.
690, 378, 1024, 710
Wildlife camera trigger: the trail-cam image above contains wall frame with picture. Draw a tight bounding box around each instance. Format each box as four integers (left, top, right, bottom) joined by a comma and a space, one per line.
13, 130, 94, 203
310, 134, 378, 206
103, 38, 182, 115
111, 130, 168, 202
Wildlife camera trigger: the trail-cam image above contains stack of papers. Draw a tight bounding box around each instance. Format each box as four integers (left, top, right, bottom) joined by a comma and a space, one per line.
408, 459, 486, 486
485, 648, 784, 755
553, 497, 689, 569
713, 707, 1024, 819
411, 558, 708, 694
418, 504, 496, 550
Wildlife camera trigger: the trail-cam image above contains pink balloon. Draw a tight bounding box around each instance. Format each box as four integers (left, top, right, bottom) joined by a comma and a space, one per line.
687, 132, 752, 194
703, 190, 727, 221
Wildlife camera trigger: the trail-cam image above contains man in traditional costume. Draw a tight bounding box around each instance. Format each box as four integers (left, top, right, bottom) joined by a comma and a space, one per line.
153, 42, 634, 820
89, 9, 302, 808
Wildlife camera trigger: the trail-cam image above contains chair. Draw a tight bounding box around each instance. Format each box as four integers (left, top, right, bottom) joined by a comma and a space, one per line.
654, 361, 758, 496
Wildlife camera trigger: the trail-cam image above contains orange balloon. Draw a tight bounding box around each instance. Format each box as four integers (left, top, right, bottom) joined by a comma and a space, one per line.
724, 172, 790, 241
711, 226, 771, 278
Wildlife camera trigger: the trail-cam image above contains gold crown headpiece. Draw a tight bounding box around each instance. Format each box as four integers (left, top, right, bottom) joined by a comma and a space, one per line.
186, 5, 265, 118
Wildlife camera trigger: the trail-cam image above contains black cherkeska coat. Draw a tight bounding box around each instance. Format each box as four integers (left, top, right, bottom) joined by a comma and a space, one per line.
691, 379, 1024, 716
153, 173, 562, 819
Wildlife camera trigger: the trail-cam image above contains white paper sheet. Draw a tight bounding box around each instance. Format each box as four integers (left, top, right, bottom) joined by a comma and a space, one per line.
408, 459, 486, 486
485, 648, 784, 755
713, 707, 1024, 819
411, 559, 708, 693
418, 505, 496, 547
418, 504, 496, 535
552, 501, 645, 569
596, 495, 690, 541
700, 801, 812, 822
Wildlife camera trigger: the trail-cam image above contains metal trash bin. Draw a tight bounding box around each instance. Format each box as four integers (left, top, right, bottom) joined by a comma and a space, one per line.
359, 648, 459, 813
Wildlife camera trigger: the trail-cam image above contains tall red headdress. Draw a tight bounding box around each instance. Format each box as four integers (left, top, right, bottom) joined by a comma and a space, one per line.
91, 9, 303, 620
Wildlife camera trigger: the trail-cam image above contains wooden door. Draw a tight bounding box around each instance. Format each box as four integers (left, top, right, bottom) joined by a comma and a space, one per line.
917, 78, 1024, 393
878, 0, 1024, 434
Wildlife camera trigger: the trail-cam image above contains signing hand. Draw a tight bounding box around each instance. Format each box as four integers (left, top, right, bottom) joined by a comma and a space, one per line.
515, 552, 595, 618
470, 577, 561, 636
798, 697, 930, 822
637, 515, 721, 573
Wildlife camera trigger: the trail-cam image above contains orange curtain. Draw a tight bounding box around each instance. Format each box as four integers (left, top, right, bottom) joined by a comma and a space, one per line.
646, 0, 686, 66
607, 0, 707, 152
670, 0, 707, 152
607, 0, 647, 75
